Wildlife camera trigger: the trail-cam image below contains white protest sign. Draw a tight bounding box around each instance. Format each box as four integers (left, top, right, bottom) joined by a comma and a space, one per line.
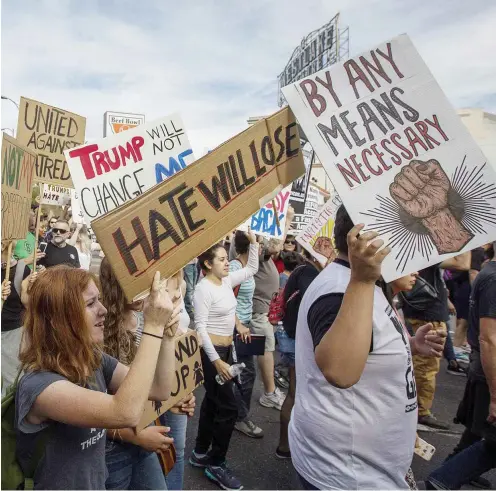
41, 184, 71, 206
65, 113, 195, 222
297, 193, 342, 265
238, 185, 292, 239
70, 189, 86, 224
283, 34, 496, 281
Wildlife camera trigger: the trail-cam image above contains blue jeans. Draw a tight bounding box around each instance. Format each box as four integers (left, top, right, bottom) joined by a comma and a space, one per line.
160, 411, 187, 490
275, 327, 296, 367
297, 472, 319, 490
105, 440, 167, 490
443, 329, 456, 363
183, 264, 198, 319
427, 439, 496, 489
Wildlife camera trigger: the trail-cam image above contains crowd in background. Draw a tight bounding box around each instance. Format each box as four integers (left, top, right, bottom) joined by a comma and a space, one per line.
1, 201, 495, 490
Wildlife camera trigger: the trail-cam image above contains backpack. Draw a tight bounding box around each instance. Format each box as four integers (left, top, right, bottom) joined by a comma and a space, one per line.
2, 372, 46, 490
268, 266, 305, 326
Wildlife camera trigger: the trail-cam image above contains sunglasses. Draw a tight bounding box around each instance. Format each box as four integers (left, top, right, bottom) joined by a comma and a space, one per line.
285, 240, 296, 245
52, 228, 69, 234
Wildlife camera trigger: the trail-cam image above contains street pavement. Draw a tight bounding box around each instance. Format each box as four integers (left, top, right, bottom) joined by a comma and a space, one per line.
183, 359, 495, 490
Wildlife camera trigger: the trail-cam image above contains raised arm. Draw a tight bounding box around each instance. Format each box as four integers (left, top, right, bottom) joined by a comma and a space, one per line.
440, 251, 470, 272
315, 225, 390, 389
228, 229, 258, 288
27, 272, 175, 429
67, 223, 82, 246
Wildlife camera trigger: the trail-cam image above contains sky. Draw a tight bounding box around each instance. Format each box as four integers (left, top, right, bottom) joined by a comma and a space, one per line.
1, 0, 495, 156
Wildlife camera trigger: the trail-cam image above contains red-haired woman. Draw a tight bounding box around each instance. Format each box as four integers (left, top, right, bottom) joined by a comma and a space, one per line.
15, 266, 179, 490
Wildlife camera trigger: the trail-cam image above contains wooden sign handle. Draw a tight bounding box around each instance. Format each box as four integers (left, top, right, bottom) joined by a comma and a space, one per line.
33, 185, 43, 271
2, 241, 14, 307
272, 199, 281, 230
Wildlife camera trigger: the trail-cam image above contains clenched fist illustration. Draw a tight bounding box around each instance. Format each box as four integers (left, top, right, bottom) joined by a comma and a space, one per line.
390, 159, 473, 254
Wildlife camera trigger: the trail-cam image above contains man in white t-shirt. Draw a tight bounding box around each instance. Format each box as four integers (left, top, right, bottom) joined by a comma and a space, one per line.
290, 206, 446, 490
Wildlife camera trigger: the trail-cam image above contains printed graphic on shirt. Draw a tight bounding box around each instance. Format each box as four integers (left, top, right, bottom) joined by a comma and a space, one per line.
385, 305, 418, 413
80, 427, 106, 450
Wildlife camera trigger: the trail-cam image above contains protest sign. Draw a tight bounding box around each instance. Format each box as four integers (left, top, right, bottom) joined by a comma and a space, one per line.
70, 189, 86, 224
297, 193, 342, 265
65, 113, 194, 222
292, 184, 327, 232
92, 106, 305, 301
103, 111, 145, 137
41, 184, 71, 206
137, 331, 203, 431
289, 148, 313, 227
283, 34, 496, 281
238, 185, 292, 239
1, 134, 37, 242
16, 97, 86, 188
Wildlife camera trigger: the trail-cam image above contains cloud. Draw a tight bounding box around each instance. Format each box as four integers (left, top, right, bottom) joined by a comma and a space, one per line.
2, 0, 495, 155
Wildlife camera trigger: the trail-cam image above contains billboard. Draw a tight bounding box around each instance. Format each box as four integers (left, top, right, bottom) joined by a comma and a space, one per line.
277, 14, 341, 107
103, 111, 145, 137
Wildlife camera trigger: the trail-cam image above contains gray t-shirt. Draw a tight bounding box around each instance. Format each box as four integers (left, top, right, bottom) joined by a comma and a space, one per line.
252, 255, 279, 314
15, 353, 118, 490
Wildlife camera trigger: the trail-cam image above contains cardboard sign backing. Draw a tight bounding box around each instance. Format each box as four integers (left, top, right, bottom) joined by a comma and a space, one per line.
1, 134, 37, 242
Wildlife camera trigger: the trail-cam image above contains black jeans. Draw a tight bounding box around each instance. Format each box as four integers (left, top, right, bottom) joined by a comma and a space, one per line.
195, 346, 238, 465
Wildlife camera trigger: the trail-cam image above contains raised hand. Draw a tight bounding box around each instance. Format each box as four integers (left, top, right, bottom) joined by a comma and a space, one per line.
347, 224, 390, 284
143, 272, 174, 335
390, 159, 473, 254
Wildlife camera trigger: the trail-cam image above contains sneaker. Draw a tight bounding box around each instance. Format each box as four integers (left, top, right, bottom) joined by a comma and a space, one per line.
189, 450, 211, 468
275, 447, 291, 459
469, 476, 492, 489
418, 414, 450, 431
274, 369, 289, 389
205, 463, 243, 490
447, 361, 467, 376
454, 347, 469, 364
235, 420, 264, 438
259, 387, 286, 410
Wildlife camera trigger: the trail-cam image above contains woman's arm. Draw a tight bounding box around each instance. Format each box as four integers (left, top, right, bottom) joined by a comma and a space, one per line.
67, 223, 82, 246
229, 231, 258, 287
193, 283, 219, 362
28, 272, 175, 429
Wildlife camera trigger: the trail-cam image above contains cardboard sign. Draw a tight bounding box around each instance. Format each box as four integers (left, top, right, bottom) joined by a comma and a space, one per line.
92, 106, 305, 301
297, 193, 342, 265
137, 331, 203, 431
283, 34, 496, 281
1, 134, 37, 242
238, 185, 292, 239
103, 111, 145, 137
65, 113, 194, 222
41, 184, 71, 206
16, 97, 86, 188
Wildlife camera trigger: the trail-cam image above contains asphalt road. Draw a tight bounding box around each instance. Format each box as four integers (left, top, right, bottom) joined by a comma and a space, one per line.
183, 359, 495, 490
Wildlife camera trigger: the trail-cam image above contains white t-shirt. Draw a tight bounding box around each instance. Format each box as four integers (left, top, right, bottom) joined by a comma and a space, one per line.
75, 244, 91, 271
289, 260, 417, 490
193, 243, 258, 362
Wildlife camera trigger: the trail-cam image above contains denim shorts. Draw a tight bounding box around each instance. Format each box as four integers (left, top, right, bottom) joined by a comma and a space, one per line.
275, 327, 295, 367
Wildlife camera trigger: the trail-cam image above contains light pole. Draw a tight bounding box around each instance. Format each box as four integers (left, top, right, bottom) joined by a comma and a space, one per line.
1, 95, 19, 109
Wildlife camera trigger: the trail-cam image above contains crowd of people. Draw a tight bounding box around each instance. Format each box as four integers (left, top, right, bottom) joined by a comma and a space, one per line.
1, 200, 495, 490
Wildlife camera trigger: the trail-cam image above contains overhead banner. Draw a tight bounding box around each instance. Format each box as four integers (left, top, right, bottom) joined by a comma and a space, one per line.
1, 134, 37, 242
283, 34, 496, 281
65, 113, 194, 222
103, 111, 145, 137
297, 193, 342, 265
16, 97, 86, 188
41, 184, 71, 206
92, 107, 305, 301
137, 331, 203, 431
238, 185, 292, 239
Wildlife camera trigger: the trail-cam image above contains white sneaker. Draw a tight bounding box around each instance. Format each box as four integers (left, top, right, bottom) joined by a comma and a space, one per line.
259, 387, 286, 410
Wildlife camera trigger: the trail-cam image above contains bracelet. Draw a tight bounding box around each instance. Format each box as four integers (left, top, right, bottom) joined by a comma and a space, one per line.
142, 331, 163, 340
